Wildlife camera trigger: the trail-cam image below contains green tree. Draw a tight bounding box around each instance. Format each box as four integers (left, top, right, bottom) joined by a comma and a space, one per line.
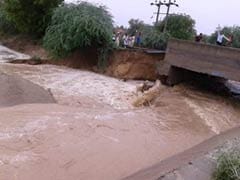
208, 26, 240, 48
43, 2, 114, 63
126, 21, 170, 50
0, 1, 17, 34
3, 0, 63, 37
157, 14, 196, 40
142, 29, 169, 50
127, 19, 145, 36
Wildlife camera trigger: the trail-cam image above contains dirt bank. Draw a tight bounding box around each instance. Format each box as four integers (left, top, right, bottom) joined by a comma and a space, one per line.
9, 49, 164, 81
10, 48, 165, 81
2, 37, 164, 80
106, 49, 165, 80
0, 72, 55, 107
1, 35, 48, 59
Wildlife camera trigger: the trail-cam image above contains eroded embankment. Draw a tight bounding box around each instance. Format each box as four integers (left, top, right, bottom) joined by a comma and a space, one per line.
106, 49, 164, 80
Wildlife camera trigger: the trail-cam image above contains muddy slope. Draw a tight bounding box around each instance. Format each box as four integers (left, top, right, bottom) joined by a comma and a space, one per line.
0, 72, 55, 107
107, 49, 164, 80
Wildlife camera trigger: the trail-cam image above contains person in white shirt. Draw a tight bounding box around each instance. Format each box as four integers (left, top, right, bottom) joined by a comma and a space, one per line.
216, 29, 230, 46
128, 36, 135, 47
115, 32, 120, 47
123, 34, 129, 48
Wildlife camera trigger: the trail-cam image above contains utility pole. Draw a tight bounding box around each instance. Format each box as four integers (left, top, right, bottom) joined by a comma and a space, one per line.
163, 0, 179, 33
151, 0, 164, 25
155, 2, 161, 24
163, 0, 171, 33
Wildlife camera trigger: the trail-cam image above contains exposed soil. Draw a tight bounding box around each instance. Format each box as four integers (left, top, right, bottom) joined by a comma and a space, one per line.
2, 36, 164, 80
0, 35, 48, 59
106, 49, 164, 80
51, 49, 99, 70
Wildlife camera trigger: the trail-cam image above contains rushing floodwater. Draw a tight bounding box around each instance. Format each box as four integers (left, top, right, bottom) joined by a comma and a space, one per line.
0, 63, 240, 180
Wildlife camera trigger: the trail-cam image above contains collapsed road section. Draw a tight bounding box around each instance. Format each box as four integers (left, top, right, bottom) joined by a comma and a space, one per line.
158, 39, 240, 86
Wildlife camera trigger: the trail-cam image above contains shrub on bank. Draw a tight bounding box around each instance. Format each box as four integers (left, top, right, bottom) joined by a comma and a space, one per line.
142, 29, 169, 50
43, 2, 114, 66
213, 152, 240, 180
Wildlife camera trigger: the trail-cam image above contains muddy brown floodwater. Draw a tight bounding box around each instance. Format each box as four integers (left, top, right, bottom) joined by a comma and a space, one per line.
1, 63, 240, 180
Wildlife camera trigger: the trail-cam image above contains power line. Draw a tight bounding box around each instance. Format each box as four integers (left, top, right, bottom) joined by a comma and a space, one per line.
150, 0, 179, 32
163, 0, 179, 33
150, 0, 165, 25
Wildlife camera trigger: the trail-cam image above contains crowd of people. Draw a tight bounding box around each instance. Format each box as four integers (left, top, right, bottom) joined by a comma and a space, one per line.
112, 32, 142, 48
113, 26, 233, 49
195, 26, 233, 46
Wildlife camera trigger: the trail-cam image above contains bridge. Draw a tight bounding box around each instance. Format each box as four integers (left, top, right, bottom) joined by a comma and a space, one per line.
158, 39, 240, 85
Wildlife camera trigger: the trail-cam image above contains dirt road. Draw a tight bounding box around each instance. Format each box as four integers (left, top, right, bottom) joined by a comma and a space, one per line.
0, 58, 240, 179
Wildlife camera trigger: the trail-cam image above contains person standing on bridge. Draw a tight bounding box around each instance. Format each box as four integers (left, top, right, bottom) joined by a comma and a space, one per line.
216, 28, 230, 46
195, 33, 203, 42
226, 34, 234, 46
136, 32, 142, 47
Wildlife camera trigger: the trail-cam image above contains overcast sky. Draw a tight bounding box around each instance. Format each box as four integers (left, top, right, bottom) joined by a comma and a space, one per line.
66, 0, 239, 35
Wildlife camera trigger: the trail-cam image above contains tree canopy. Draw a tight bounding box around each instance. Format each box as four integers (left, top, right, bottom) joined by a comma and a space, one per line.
3, 0, 63, 37
43, 2, 114, 59
0, 1, 17, 34
157, 14, 196, 40
127, 19, 145, 36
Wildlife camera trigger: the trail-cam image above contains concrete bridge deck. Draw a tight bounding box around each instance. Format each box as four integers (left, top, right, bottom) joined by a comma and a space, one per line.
158, 39, 240, 85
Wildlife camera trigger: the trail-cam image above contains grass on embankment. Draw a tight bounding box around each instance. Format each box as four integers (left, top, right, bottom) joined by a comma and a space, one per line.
213, 151, 240, 180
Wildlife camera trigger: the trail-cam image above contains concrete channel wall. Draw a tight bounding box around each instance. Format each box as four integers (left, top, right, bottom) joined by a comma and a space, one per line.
158, 39, 240, 85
